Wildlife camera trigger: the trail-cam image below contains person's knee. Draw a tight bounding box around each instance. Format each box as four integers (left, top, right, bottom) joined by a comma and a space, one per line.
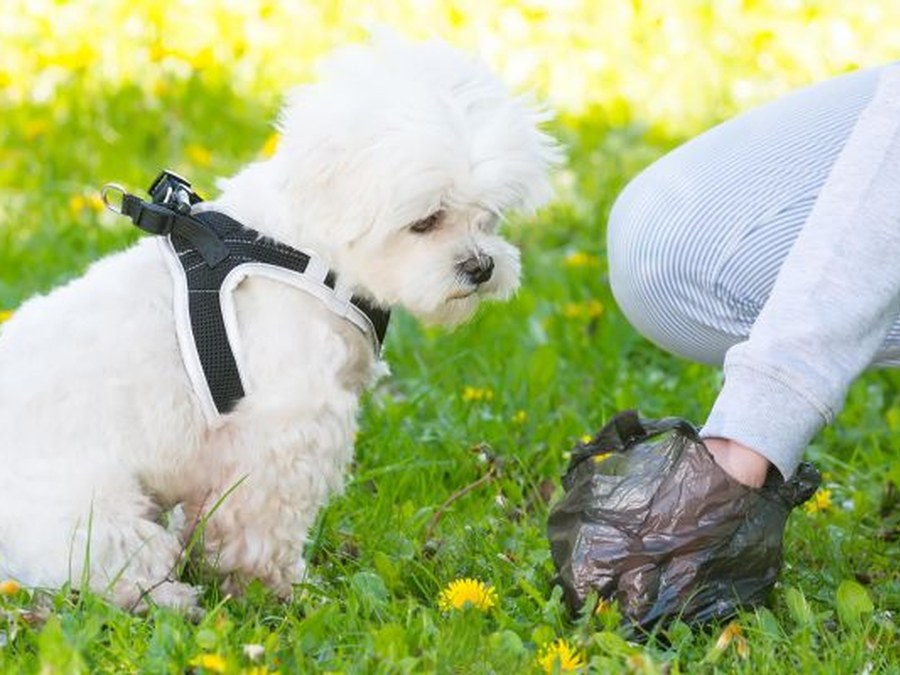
606, 167, 733, 364
606, 169, 675, 319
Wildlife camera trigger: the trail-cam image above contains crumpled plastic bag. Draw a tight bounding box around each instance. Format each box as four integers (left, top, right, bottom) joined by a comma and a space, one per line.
547, 410, 820, 631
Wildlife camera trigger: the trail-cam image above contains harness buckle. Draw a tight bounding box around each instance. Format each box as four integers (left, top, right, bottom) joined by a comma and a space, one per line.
149, 170, 201, 214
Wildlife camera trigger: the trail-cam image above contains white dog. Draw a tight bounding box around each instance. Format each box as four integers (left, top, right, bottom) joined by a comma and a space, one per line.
0, 35, 557, 610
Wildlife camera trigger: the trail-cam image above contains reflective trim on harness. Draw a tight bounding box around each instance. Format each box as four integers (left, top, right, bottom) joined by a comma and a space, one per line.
106, 172, 390, 424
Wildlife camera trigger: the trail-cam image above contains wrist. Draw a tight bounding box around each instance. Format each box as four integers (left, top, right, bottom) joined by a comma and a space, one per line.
703, 437, 771, 488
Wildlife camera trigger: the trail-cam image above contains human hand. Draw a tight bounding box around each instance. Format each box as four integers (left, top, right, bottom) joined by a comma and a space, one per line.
704, 437, 771, 488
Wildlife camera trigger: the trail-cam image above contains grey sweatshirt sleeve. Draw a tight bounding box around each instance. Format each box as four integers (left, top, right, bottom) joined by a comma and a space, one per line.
702, 64, 900, 478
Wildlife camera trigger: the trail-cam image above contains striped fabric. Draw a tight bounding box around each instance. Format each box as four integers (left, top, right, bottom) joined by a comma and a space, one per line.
608, 64, 898, 367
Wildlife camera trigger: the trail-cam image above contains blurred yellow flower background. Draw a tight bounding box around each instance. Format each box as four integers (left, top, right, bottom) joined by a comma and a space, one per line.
3, 0, 900, 136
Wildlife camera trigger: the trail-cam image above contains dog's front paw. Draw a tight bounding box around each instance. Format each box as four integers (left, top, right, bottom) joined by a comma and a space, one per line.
115, 579, 201, 614
218, 571, 247, 598
283, 557, 308, 589
219, 559, 305, 601
149, 580, 202, 612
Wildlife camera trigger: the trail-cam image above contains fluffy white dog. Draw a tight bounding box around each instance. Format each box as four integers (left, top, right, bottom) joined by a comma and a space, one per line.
0, 35, 557, 610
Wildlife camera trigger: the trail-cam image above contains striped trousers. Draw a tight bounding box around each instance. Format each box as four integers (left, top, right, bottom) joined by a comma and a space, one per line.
607, 64, 900, 367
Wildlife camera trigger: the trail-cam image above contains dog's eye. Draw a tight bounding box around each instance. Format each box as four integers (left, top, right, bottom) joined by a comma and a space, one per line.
409, 211, 442, 234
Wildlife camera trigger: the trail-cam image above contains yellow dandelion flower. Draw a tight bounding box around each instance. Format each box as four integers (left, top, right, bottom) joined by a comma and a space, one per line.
447, 4, 465, 27
805, 488, 832, 514
438, 577, 497, 612
594, 597, 611, 615
23, 119, 49, 141
512, 410, 527, 424
0, 310, 13, 324
536, 638, 585, 674
261, 133, 280, 158
561, 300, 603, 320
714, 621, 742, 651
712, 621, 749, 659
187, 47, 215, 71
580, 434, 593, 445
152, 78, 170, 97
462, 386, 494, 403
564, 251, 600, 268
68, 193, 104, 216
52, 43, 95, 70
69, 194, 86, 215
149, 43, 169, 63
186, 144, 212, 167
592, 452, 612, 464
87, 193, 104, 213
0, 579, 21, 596
585, 299, 604, 319
562, 303, 583, 319
189, 653, 227, 673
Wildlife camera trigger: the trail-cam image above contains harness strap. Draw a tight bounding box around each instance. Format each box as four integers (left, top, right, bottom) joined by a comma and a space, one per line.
121, 193, 230, 267
170, 209, 317, 413
106, 171, 390, 420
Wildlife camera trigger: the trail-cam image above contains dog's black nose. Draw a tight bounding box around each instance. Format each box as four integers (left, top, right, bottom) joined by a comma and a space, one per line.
458, 255, 494, 285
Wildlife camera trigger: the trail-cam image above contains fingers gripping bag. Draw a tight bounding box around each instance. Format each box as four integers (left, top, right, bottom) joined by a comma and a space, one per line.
547, 410, 821, 631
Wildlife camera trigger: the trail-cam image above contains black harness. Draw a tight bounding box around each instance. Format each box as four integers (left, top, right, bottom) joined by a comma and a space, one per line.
103, 171, 389, 419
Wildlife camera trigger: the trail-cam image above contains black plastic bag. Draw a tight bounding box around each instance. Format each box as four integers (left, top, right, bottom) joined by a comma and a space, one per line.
547, 411, 820, 631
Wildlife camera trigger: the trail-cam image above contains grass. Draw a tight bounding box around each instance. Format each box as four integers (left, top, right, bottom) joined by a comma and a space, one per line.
1, 73, 899, 674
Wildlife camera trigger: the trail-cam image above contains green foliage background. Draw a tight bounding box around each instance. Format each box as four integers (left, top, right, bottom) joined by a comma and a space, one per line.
1, 1, 899, 672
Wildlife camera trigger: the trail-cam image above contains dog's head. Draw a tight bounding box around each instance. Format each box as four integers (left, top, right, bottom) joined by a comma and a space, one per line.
269, 34, 559, 325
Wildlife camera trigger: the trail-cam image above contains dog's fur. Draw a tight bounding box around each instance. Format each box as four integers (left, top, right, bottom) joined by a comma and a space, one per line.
0, 35, 557, 609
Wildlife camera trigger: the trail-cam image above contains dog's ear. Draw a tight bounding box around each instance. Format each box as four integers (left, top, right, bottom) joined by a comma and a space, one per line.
270, 85, 372, 244
267, 135, 384, 248
270, 36, 563, 243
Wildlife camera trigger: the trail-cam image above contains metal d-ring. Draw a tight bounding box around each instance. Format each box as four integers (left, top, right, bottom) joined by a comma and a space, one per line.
100, 183, 127, 215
